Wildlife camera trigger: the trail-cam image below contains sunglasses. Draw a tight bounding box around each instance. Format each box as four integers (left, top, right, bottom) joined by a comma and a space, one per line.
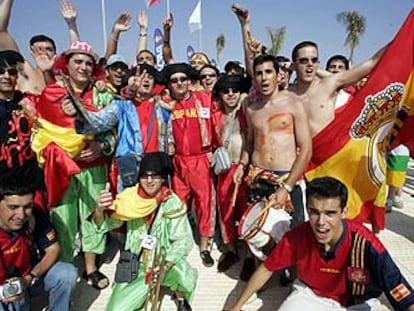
297, 57, 319, 65
221, 88, 240, 95
200, 73, 217, 80
140, 172, 162, 180
169, 77, 189, 84
0, 68, 18, 76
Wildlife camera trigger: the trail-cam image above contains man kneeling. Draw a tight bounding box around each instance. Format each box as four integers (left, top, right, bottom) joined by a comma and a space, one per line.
228, 177, 414, 311
0, 180, 77, 311
92, 152, 197, 311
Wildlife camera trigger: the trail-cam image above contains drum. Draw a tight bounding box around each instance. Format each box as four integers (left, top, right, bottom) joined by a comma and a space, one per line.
238, 200, 291, 260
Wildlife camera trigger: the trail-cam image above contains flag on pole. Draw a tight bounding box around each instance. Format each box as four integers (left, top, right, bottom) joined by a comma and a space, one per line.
154, 28, 165, 70
186, 45, 195, 63
305, 8, 414, 230
189, 0, 202, 33
145, 0, 160, 8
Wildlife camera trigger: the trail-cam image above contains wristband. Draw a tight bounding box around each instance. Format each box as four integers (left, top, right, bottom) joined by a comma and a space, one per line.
238, 161, 247, 169
139, 33, 147, 37
163, 40, 170, 45
281, 183, 293, 193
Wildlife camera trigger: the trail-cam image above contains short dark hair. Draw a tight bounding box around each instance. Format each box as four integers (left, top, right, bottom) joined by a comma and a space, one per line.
29, 34, 56, 52
253, 54, 279, 74
306, 177, 348, 209
325, 54, 349, 70
0, 179, 35, 201
291, 41, 318, 61
136, 49, 156, 64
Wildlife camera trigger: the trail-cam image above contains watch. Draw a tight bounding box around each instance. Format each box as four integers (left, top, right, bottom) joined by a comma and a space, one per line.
29, 271, 39, 286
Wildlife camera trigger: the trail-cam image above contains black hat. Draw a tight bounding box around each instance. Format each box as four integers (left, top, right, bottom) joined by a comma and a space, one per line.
161, 63, 200, 83
213, 74, 243, 98
123, 63, 163, 86
224, 61, 244, 74
0, 50, 24, 68
139, 152, 173, 178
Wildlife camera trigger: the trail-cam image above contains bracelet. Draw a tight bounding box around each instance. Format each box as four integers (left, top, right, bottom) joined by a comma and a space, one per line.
281, 183, 293, 193
238, 161, 247, 169
110, 34, 118, 42
139, 33, 147, 37
163, 40, 170, 45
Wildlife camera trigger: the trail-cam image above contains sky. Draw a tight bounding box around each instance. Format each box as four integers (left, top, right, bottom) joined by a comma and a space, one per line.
7, 0, 414, 70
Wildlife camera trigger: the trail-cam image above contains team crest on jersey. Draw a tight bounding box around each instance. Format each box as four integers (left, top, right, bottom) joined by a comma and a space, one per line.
347, 267, 370, 284
351, 83, 404, 139
390, 283, 411, 302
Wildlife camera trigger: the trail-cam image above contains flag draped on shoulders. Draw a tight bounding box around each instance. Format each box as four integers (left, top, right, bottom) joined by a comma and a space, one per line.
305, 8, 414, 230
31, 82, 94, 208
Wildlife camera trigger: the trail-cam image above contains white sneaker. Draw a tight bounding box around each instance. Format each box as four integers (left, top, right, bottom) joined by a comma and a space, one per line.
392, 196, 404, 209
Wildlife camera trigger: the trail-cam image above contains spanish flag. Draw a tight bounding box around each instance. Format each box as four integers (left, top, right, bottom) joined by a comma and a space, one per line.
305, 8, 414, 230
31, 82, 95, 208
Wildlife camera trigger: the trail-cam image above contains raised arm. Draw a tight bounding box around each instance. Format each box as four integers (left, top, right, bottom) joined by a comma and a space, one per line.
136, 10, 148, 55
104, 13, 132, 60
0, 0, 19, 51
330, 44, 388, 91
231, 4, 256, 78
59, 0, 80, 43
0, 0, 46, 94
162, 13, 175, 65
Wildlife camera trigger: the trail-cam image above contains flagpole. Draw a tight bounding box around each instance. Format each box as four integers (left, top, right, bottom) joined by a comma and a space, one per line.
101, 0, 107, 51
166, 0, 170, 18
199, 0, 202, 51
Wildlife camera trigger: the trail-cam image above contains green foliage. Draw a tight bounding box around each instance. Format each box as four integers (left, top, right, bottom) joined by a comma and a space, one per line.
336, 11, 367, 62
266, 26, 286, 56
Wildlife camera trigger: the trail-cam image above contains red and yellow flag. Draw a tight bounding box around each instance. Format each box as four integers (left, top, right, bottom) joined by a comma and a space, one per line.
306, 9, 414, 229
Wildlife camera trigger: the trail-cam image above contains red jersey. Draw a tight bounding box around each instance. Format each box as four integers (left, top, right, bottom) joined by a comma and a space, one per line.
171, 91, 217, 155
0, 209, 57, 283
264, 220, 414, 309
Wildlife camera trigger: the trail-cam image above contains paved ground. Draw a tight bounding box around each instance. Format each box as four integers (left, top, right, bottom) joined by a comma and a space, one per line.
37, 162, 414, 310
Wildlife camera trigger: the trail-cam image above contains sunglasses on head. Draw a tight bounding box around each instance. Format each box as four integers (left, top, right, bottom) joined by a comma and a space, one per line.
221, 87, 240, 95
297, 57, 319, 65
169, 77, 189, 84
200, 73, 217, 80
0, 68, 18, 76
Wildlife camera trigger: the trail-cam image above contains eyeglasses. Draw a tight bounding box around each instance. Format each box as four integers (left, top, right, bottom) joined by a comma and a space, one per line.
0, 68, 18, 76
221, 88, 240, 95
169, 77, 189, 84
200, 73, 217, 80
140, 172, 162, 180
297, 57, 319, 65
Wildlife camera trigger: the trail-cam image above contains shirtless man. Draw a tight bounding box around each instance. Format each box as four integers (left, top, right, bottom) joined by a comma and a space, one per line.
288, 41, 385, 137
235, 54, 311, 216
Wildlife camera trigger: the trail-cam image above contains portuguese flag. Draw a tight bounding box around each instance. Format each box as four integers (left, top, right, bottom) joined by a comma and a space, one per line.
305, 9, 414, 230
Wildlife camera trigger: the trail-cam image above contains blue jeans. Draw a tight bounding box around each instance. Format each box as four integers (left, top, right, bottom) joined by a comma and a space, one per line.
0, 262, 78, 311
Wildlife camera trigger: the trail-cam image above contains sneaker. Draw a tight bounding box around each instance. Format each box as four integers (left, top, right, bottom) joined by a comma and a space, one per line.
240, 257, 256, 281
177, 299, 192, 311
200, 250, 214, 267
386, 199, 393, 213
392, 196, 404, 209
279, 269, 292, 287
217, 252, 238, 272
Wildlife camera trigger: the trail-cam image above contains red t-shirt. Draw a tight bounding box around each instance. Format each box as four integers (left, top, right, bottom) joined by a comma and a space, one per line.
134, 99, 159, 153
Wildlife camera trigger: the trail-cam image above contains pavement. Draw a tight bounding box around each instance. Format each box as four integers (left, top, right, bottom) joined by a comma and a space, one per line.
39, 162, 414, 310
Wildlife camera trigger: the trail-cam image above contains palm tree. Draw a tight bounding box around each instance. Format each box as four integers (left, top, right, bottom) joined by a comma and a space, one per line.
266, 26, 286, 56
216, 33, 225, 67
336, 11, 366, 63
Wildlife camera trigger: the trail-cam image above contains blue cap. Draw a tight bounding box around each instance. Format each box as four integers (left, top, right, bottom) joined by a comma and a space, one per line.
106, 54, 128, 68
